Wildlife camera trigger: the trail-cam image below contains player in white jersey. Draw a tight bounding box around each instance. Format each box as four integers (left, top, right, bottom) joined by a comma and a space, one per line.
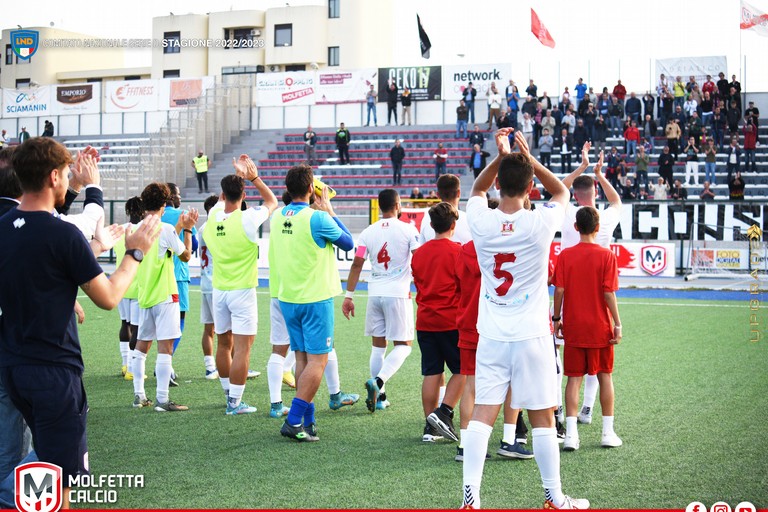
419, 174, 472, 244
461, 129, 589, 510
559, 145, 622, 426
198, 195, 220, 380
342, 189, 420, 412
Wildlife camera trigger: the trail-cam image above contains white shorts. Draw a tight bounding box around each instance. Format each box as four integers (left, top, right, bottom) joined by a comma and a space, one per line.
270, 298, 290, 345
118, 298, 140, 324
364, 296, 414, 341
213, 288, 258, 336
137, 301, 181, 342
200, 292, 214, 325
474, 335, 559, 410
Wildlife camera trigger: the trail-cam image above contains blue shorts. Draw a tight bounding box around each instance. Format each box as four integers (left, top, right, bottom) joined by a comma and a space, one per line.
177, 281, 190, 312
0, 365, 89, 482
279, 299, 334, 355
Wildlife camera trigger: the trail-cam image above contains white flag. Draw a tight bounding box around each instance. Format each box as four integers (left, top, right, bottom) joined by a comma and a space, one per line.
741, 0, 768, 36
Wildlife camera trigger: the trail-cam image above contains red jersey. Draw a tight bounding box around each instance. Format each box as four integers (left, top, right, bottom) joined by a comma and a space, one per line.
455, 241, 481, 347
551, 242, 619, 348
623, 126, 640, 142
412, 238, 461, 331
434, 147, 448, 163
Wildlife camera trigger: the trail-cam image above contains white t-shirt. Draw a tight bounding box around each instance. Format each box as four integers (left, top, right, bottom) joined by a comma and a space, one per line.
419, 209, 472, 244
357, 218, 420, 298
198, 221, 214, 294
466, 195, 564, 342
209, 203, 270, 243
560, 202, 621, 250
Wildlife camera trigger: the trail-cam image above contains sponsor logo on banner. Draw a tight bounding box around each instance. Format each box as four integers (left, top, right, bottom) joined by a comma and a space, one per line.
10, 30, 39, 60
378, 66, 442, 101
692, 249, 715, 268
641, 245, 667, 275
316, 69, 377, 104
169, 79, 202, 107
15, 462, 63, 512
442, 63, 512, 99
3, 87, 51, 116
611, 244, 637, 270
716, 250, 741, 269
57, 85, 93, 104
110, 82, 156, 110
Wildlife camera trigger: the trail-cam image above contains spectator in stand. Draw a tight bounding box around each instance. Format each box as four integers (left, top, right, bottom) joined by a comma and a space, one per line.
593, 116, 608, 154
365, 84, 378, 127
507, 86, 520, 129
605, 147, 621, 190
525, 79, 537, 98
533, 102, 545, 147
660, 90, 674, 128
624, 120, 641, 162
642, 114, 658, 142
335, 122, 351, 165
726, 136, 742, 180
587, 87, 598, 105
18, 127, 30, 143
539, 91, 553, 111
704, 138, 718, 185
433, 142, 448, 180
521, 95, 537, 121
562, 109, 576, 135
574, 78, 587, 110
608, 97, 624, 138
656, 73, 669, 110
727, 87, 741, 115
712, 106, 726, 150
743, 120, 757, 173
745, 101, 760, 127
726, 100, 742, 136
683, 95, 698, 120
642, 92, 655, 120
728, 172, 745, 200
498, 107, 513, 129
700, 92, 714, 127
617, 156, 628, 188
612, 80, 627, 105
42, 121, 54, 137
702, 75, 717, 97
539, 128, 554, 169
411, 187, 424, 199
401, 87, 413, 126
468, 124, 485, 149
635, 145, 650, 192
559, 97, 573, 116
665, 118, 681, 159
456, 100, 469, 139
462, 82, 478, 124
658, 145, 675, 186
541, 110, 557, 143
625, 92, 642, 123
620, 177, 637, 200
506, 81, 521, 115
0, 130, 7, 147
597, 92, 611, 122
687, 111, 703, 146
427, 190, 438, 199
468, 144, 491, 179
649, 177, 670, 200
690, 85, 703, 111
576, 94, 591, 118
557, 128, 574, 173
573, 119, 589, 163
683, 136, 700, 185
716, 72, 730, 101
673, 76, 686, 109
674, 106, 687, 135
303, 125, 317, 166
390, 139, 406, 185
582, 103, 597, 141
386, 82, 399, 125
561, 86, 571, 105
671, 179, 688, 200
700, 181, 716, 201
520, 112, 535, 150
486, 83, 502, 130
551, 103, 563, 133
729, 75, 742, 108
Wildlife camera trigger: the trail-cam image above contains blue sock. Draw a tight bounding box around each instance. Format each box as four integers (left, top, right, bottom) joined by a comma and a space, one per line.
303, 402, 316, 426
172, 317, 185, 354
287, 398, 309, 426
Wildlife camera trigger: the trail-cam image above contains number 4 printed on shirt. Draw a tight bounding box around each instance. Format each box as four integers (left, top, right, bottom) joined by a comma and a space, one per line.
493, 252, 516, 296
377, 242, 391, 270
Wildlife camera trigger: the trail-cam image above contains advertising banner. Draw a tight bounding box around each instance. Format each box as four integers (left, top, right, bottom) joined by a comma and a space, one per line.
105, 79, 159, 113
377, 66, 441, 101
52, 83, 101, 115
3, 86, 52, 118
441, 63, 513, 100
256, 71, 316, 107
550, 242, 676, 277
159, 76, 216, 109
655, 56, 728, 84
316, 69, 378, 104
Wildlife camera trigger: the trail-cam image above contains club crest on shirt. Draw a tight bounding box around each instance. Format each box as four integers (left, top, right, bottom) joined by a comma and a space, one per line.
500, 221, 515, 235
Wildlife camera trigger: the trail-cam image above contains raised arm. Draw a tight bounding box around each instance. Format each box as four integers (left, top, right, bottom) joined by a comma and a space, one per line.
471, 128, 514, 197
516, 131, 568, 206
562, 141, 592, 189
234, 154, 278, 214
593, 151, 622, 207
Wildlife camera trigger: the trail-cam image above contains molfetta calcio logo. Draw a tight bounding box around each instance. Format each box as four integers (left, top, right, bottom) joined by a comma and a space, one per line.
10, 30, 40, 60
14, 462, 63, 512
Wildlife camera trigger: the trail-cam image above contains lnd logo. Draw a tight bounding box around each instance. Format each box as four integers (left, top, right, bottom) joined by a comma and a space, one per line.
14, 462, 63, 512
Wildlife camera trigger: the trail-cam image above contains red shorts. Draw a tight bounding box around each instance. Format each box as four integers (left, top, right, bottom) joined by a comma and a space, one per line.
459, 346, 477, 376
563, 344, 614, 377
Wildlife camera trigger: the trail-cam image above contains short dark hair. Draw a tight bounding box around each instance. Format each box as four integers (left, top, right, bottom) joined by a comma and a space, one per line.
220, 174, 245, 202
378, 189, 399, 212
11, 137, 73, 193
141, 182, 171, 212
428, 202, 459, 234
203, 194, 219, 213
285, 164, 313, 200
436, 174, 460, 201
497, 154, 534, 198
282, 191, 293, 206
572, 175, 595, 192
124, 196, 144, 223
487, 197, 499, 210
575, 206, 600, 234
166, 182, 179, 194
0, 146, 22, 199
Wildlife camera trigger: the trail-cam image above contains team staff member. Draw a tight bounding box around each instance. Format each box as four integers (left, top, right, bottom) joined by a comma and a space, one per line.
192, 149, 211, 194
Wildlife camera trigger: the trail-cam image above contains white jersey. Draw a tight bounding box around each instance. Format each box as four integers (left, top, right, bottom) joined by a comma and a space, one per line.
419, 208, 472, 244
560, 202, 621, 249
209, 203, 270, 242
466, 195, 564, 342
357, 217, 420, 298
198, 221, 214, 294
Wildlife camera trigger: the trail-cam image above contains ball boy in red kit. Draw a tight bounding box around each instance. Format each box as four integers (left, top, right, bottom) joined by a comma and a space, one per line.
552, 206, 623, 451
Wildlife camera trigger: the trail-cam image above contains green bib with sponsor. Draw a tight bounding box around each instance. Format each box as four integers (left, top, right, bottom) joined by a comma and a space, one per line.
203, 209, 259, 290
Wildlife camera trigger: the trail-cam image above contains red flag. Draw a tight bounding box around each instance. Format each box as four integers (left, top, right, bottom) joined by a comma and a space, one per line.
531, 8, 556, 48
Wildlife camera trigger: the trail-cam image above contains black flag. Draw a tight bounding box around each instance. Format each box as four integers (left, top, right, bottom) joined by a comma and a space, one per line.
417, 14, 431, 59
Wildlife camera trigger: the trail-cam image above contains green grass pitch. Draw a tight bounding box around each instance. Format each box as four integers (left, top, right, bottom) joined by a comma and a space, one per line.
75, 289, 767, 509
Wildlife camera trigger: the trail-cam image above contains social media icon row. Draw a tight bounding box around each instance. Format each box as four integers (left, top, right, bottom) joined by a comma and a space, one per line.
686, 501, 757, 512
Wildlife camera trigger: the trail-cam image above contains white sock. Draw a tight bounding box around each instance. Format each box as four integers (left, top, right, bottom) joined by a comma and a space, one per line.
324, 349, 341, 395
565, 416, 578, 437
462, 421, 492, 502
556, 406, 564, 423
228, 383, 245, 408
369, 346, 386, 379
155, 353, 173, 404
219, 376, 230, 394
378, 345, 412, 382
555, 349, 563, 408
459, 428, 467, 449
602, 415, 615, 435
503, 423, 516, 444
532, 427, 564, 507
120, 342, 130, 367
132, 350, 147, 397
267, 353, 285, 403
284, 350, 296, 372
438, 385, 446, 405
582, 374, 599, 410
203, 355, 216, 372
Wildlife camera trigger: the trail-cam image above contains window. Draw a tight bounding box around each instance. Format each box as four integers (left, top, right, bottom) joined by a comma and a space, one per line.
163, 31, 181, 54
328, 46, 339, 67
328, 0, 340, 18
15, 79, 30, 88
224, 28, 256, 50
5, 45, 12, 66
163, 69, 180, 78
86, 78, 102, 83
275, 24, 292, 47
124, 75, 141, 80
285, 64, 306, 72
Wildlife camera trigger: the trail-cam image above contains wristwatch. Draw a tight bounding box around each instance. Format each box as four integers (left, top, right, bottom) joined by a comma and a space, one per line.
125, 249, 144, 262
